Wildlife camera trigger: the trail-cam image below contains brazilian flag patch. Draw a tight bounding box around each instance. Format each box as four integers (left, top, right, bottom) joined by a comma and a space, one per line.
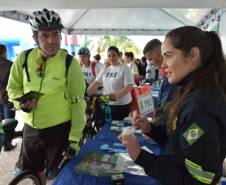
183, 122, 204, 146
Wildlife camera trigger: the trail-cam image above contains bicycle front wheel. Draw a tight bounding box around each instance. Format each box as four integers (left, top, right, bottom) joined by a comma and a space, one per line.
9, 170, 41, 185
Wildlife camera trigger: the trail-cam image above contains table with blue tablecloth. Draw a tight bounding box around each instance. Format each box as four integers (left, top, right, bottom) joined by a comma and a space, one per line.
53, 122, 164, 185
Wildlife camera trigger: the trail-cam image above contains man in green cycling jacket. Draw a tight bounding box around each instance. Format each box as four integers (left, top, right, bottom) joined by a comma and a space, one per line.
7, 8, 86, 185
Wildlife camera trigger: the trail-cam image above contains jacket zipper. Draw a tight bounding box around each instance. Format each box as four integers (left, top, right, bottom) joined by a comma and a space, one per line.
32, 60, 46, 127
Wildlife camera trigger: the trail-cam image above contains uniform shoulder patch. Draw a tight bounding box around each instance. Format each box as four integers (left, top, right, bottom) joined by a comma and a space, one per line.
183, 122, 204, 146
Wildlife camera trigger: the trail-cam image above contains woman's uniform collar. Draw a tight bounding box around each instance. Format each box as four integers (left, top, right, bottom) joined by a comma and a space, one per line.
176, 68, 202, 87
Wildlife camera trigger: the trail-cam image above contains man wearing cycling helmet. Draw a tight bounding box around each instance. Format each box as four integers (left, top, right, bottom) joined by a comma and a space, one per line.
7, 8, 86, 184
78, 47, 102, 87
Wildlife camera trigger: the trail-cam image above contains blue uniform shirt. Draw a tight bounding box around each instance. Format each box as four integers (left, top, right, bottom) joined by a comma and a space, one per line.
157, 77, 177, 109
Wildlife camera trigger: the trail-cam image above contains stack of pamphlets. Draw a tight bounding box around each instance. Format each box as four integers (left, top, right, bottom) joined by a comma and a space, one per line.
110, 120, 124, 132
75, 152, 126, 177
100, 143, 127, 153
123, 117, 132, 125
117, 153, 146, 176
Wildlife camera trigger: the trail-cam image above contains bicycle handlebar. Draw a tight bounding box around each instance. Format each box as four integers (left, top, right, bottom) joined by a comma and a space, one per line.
84, 94, 111, 104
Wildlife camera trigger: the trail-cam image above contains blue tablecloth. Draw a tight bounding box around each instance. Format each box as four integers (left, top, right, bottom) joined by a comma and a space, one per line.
53, 123, 164, 185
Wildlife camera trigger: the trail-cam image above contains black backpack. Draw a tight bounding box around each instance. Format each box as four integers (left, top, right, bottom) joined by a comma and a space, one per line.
22, 49, 73, 82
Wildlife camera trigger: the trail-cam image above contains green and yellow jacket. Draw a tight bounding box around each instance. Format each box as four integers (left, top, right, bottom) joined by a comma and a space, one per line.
7, 48, 86, 143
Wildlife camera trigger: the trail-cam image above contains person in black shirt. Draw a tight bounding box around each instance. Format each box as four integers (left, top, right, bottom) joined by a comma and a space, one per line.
119, 26, 226, 185
0, 44, 16, 151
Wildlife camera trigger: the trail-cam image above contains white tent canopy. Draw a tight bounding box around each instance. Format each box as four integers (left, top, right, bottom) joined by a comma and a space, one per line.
0, 0, 225, 35
0, 0, 225, 9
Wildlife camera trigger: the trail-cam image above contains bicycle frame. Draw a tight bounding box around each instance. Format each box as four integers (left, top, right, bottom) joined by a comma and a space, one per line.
80, 95, 110, 146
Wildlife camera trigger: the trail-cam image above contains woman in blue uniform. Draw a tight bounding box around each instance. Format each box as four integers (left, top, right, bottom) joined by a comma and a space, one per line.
120, 26, 226, 185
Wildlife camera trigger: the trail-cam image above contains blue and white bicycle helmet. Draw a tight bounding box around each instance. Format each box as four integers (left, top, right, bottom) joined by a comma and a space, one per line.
29, 8, 63, 31
78, 47, 90, 56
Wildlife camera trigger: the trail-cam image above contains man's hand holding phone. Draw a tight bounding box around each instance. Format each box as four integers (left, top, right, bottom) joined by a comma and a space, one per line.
20, 98, 37, 112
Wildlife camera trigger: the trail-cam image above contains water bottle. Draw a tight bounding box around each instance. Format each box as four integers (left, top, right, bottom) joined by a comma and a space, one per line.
105, 105, 112, 123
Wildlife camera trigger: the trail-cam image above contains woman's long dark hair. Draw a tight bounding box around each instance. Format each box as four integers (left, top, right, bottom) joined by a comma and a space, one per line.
166, 26, 226, 131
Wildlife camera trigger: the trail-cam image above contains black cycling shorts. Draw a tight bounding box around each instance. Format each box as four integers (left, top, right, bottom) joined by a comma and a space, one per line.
22, 121, 71, 174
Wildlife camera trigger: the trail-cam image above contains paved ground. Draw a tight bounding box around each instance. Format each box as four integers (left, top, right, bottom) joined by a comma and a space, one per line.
0, 138, 22, 185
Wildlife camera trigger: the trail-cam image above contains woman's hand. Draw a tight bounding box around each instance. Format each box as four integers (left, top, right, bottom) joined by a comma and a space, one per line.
118, 133, 141, 161
87, 81, 100, 96
108, 93, 118, 101
86, 86, 94, 96
108, 84, 132, 101
132, 111, 152, 134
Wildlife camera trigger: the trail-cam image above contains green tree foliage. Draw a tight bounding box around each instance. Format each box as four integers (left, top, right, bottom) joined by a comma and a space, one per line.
87, 35, 141, 56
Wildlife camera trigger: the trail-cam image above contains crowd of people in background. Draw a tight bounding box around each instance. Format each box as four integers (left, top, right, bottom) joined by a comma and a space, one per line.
77, 47, 163, 87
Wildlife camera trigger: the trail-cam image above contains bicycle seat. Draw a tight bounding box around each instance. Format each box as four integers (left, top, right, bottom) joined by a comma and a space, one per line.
2, 118, 18, 131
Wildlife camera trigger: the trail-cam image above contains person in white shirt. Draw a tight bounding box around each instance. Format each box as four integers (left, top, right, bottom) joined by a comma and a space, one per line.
124, 51, 141, 85
93, 54, 103, 68
87, 46, 134, 120
124, 52, 138, 75
78, 47, 102, 86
